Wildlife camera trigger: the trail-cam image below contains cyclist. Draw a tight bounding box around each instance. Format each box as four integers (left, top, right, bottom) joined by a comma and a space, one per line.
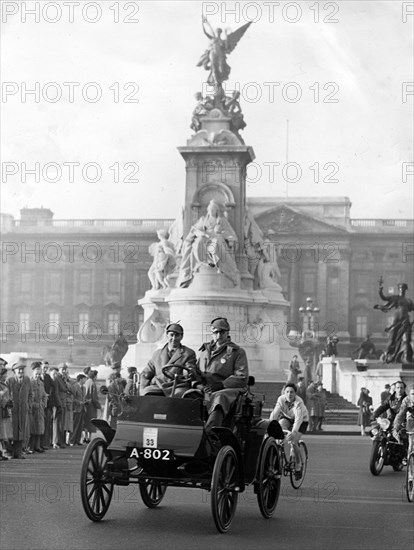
393, 384, 414, 457
268, 382, 309, 479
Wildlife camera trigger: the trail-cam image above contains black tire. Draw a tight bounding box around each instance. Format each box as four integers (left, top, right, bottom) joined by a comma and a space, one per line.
406, 454, 414, 503
257, 437, 281, 518
80, 438, 114, 522
211, 445, 239, 533
289, 441, 308, 489
369, 440, 385, 476
139, 480, 167, 508
392, 462, 404, 472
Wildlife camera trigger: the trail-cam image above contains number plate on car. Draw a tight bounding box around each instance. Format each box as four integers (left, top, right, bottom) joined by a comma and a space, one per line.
128, 447, 174, 461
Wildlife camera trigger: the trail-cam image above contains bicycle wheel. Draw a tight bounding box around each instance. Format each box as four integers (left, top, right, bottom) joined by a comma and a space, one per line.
406, 453, 414, 503
289, 441, 308, 490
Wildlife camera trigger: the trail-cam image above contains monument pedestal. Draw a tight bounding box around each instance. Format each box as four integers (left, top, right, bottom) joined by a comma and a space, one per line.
166, 270, 291, 380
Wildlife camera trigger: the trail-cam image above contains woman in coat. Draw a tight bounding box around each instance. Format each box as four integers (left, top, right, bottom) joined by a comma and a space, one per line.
83, 369, 101, 442
357, 387, 373, 436
315, 382, 327, 430
28, 362, 48, 453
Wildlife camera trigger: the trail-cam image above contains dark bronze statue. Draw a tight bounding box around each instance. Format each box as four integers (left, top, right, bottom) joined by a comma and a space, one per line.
374, 277, 414, 363
197, 17, 252, 94
102, 332, 129, 367
352, 335, 376, 360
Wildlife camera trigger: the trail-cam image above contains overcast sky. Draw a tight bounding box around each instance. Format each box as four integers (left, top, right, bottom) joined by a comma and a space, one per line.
1, 0, 413, 221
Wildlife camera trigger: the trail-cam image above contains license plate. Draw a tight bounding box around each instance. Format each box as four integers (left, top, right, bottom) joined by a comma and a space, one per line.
128, 447, 174, 461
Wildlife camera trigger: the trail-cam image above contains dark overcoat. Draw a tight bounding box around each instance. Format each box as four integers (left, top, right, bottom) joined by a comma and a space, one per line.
141, 344, 197, 396
197, 340, 248, 416
29, 379, 48, 435
7, 376, 33, 441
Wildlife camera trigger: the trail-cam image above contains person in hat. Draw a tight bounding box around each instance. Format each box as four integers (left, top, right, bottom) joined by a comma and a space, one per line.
0, 365, 13, 459
83, 369, 101, 443
51, 363, 71, 448
48, 366, 64, 449
69, 373, 88, 446
196, 317, 248, 429
27, 362, 48, 453
357, 387, 373, 436
40, 361, 54, 450
140, 323, 197, 397
103, 367, 127, 429
6, 362, 33, 458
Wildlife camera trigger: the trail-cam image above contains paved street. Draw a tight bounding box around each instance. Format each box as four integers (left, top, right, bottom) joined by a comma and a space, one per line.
1, 436, 412, 550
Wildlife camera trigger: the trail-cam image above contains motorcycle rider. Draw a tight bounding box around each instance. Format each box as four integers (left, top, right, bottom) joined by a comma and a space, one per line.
371, 380, 407, 427
393, 385, 414, 457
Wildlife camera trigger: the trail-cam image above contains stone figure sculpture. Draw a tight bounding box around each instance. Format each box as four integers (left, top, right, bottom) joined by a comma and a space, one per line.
244, 208, 281, 290
374, 278, 414, 363
177, 199, 239, 288
148, 229, 176, 290
197, 17, 252, 93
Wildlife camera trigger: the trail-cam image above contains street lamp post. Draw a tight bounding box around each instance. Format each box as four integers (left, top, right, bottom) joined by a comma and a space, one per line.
67, 335, 74, 364
298, 297, 320, 383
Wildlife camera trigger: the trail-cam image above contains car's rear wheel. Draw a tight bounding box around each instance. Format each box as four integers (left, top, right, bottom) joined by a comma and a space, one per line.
80, 438, 114, 521
256, 437, 281, 518
139, 479, 167, 508
211, 445, 239, 533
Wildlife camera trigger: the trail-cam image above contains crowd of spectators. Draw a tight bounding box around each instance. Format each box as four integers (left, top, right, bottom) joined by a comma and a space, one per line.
0, 357, 129, 460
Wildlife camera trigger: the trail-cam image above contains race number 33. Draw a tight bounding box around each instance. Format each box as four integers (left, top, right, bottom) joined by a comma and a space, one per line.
143, 427, 158, 448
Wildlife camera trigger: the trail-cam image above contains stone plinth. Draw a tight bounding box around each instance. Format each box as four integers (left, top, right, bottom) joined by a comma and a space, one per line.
166, 271, 291, 380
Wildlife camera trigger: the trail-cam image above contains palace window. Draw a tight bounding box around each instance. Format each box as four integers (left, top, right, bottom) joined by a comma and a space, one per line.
108, 312, 120, 335
107, 271, 122, 294
78, 312, 89, 334
20, 272, 33, 293
78, 272, 91, 293
48, 312, 60, 335
19, 312, 30, 332
356, 315, 368, 338
47, 272, 61, 294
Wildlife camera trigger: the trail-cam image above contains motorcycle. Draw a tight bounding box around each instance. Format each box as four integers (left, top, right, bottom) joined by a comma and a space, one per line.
369, 417, 407, 475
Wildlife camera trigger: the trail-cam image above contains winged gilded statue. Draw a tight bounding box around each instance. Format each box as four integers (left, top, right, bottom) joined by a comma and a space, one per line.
197, 17, 252, 87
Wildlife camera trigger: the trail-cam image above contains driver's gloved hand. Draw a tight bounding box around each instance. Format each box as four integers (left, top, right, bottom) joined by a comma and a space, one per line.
205, 382, 224, 393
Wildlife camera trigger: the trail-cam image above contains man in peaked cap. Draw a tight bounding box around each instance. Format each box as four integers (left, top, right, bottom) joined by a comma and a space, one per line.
6, 362, 33, 458
140, 323, 197, 397
197, 317, 248, 429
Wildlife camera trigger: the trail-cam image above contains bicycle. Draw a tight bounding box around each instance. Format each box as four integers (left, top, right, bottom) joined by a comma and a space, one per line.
275, 430, 308, 489
405, 430, 414, 503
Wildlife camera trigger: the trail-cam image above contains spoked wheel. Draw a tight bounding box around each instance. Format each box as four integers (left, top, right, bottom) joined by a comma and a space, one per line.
406, 454, 414, 503
256, 437, 281, 518
369, 441, 385, 476
211, 445, 239, 533
80, 438, 114, 521
139, 479, 167, 508
289, 441, 308, 489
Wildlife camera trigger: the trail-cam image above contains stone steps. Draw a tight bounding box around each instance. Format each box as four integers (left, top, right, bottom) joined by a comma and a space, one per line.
254, 381, 359, 425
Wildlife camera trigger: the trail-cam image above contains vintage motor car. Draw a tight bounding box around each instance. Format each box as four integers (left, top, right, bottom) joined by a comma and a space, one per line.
80, 369, 284, 533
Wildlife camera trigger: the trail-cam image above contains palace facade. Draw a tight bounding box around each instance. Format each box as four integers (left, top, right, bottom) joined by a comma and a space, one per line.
1, 197, 413, 367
